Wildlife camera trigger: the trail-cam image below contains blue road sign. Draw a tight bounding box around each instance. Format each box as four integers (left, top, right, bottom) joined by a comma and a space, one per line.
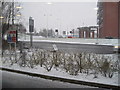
7, 34, 12, 42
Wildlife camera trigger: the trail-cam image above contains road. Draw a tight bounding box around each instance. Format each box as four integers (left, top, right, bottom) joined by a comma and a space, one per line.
1, 70, 96, 88
20, 41, 114, 54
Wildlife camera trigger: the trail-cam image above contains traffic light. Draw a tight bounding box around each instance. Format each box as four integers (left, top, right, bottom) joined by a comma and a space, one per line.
55, 29, 58, 32
70, 31, 72, 33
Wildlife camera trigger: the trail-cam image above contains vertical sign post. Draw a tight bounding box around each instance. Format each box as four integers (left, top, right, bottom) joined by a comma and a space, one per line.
7, 30, 17, 61
29, 17, 34, 48
55, 29, 58, 37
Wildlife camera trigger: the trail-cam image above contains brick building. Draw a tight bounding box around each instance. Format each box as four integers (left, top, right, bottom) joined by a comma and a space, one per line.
97, 2, 120, 38
77, 26, 98, 38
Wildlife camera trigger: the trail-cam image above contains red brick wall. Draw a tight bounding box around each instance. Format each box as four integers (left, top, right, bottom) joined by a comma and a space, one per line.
100, 2, 119, 38
86, 30, 90, 38
91, 31, 95, 38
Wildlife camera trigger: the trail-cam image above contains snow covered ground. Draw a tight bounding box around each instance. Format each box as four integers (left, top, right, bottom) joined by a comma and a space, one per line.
1, 62, 119, 86
1, 48, 119, 87
1, 36, 119, 87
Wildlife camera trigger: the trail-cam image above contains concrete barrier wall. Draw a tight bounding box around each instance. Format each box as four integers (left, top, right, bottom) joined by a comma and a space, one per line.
34, 37, 118, 45
19, 35, 119, 46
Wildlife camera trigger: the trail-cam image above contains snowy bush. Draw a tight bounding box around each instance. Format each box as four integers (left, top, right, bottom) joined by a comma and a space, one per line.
2, 48, 119, 78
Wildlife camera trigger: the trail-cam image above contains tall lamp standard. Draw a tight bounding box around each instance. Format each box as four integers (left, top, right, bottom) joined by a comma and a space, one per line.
0, 1, 3, 85
55, 29, 58, 37
0, 16, 4, 57
44, 14, 52, 38
45, 2, 53, 38
15, 6, 23, 40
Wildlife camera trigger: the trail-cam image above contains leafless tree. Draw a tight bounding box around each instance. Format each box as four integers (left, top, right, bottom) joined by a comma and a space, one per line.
1, 1, 21, 50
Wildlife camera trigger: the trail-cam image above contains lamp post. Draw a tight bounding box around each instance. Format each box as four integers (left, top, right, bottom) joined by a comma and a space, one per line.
12, 0, 14, 25
45, 2, 53, 38
44, 14, 52, 38
16, 6, 22, 9
0, 2, 3, 57
15, 5, 23, 40
0, 2, 2, 87
55, 29, 58, 37
0, 16, 3, 49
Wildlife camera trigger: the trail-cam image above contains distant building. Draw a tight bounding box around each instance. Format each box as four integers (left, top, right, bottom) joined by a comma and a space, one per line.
77, 26, 98, 38
72, 29, 79, 38
97, 2, 120, 38
48, 29, 55, 37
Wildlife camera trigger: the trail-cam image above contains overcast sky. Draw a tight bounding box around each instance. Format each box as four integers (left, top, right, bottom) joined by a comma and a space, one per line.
21, 2, 98, 34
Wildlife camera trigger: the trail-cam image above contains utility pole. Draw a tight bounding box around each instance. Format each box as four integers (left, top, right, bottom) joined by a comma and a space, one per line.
0, 1, 3, 57
12, 1, 14, 25
12, 0, 17, 62
55, 29, 58, 37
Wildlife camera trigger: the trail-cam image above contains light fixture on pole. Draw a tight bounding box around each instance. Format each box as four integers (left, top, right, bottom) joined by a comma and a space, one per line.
16, 6, 22, 9
94, 7, 98, 10
0, 16, 4, 19
16, 14, 21, 17
47, 2, 52, 5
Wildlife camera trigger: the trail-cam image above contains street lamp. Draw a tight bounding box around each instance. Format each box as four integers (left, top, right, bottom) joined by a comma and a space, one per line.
0, 0, 4, 57
55, 29, 58, 37
47, 2, 53, 5
16, 14, 21, 17
45, 2, 53, 38
44, 14, 52, 38
94, 7, 98, 10
16, 6, 22, 17
15, 6, 23, 40
0, 16, 3, 57
16, 6, 22, 9
0, 16, 4, 19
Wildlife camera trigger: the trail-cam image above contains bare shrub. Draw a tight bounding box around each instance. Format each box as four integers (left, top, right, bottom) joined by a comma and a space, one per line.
42, 51, 54, 72
2, 48, 118, 78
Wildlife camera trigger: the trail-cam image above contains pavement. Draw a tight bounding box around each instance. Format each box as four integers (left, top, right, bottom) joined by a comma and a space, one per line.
1, 70, 94, 88
0, 67, 119, 89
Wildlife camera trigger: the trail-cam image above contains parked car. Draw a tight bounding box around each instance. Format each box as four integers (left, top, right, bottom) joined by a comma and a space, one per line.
105, 36, 113, 39
67, 36, 73, 38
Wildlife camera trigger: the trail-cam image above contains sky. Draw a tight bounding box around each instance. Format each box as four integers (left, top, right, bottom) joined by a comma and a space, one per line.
21, 1, 98, 35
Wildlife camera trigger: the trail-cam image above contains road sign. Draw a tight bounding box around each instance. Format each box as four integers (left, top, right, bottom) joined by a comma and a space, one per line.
29, 17, 34, 32
7, 30, 17, 43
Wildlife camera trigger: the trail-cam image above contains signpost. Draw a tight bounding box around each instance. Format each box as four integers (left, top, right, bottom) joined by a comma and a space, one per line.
7, 30, 17, 62
29, 17, 34, 48
55, 29, 58, 37
7, 30, 17, 43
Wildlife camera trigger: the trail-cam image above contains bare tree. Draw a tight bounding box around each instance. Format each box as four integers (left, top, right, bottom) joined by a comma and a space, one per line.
1, 1, 21, 50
